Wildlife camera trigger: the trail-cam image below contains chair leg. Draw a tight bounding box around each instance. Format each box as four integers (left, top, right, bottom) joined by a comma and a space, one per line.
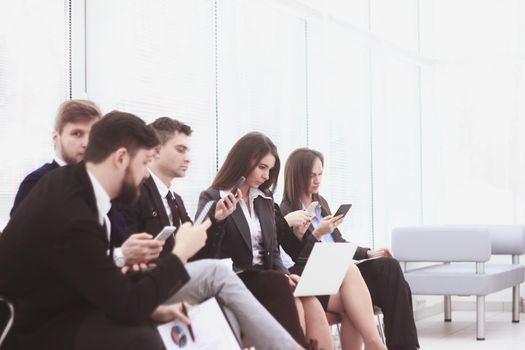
476, 295, 485, 340
376, 313, 386, 344
0, 297, 14, 347
444, 295, 452, 322
512, 284, 520, 323
329, 323, 342, 349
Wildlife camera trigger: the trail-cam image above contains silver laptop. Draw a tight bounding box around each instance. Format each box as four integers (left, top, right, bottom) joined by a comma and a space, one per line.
293, 243, 357, 297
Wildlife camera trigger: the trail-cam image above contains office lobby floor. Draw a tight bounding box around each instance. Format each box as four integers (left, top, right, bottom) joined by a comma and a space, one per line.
416, 311, 525, 349
329, 311, 524, 349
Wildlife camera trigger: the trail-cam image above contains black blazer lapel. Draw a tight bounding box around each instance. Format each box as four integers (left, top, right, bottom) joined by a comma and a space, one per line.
173, 193, 191, 224
230, 206, 253, 253
254, 197, 274, 252
144, 176, 170, 227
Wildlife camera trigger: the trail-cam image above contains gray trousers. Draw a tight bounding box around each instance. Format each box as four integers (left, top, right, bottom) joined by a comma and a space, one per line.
165, 260, 297, 350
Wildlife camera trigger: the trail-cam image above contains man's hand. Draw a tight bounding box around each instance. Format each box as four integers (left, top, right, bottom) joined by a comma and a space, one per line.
367, 247, 393, 258
120, 262, 157, 274
311, 214, 344, 240
150, 303, 191, 324
214, 191, 242, 222
284, 210, 312, 239
122, 233, 164, 265
172, 219, 211, 263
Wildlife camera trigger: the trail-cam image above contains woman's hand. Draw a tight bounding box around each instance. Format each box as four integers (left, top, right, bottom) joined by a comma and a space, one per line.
284, 210, 312, 239
150, 302, 191, 324
367, 247, 393, 258
312, 214, 344, 240
214, 190, 242, 222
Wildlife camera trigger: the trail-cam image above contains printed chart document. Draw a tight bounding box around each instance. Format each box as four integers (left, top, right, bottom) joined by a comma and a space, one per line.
157, 298, 241, 350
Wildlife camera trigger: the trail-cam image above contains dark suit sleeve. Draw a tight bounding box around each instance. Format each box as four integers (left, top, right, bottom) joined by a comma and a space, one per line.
274, 203, 302, 260
10, 173, 40, 217
271, 234, 289, 274
190, 189, 225, 260
47, 218, 189, 325
277, 203, 319, 275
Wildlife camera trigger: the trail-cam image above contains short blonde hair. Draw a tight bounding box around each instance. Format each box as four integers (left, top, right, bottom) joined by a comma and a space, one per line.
54, 99, 101, 133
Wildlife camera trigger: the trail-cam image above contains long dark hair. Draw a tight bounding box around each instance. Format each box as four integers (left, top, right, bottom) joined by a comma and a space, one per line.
213, 132, 280, 193
282, 147, 326, 212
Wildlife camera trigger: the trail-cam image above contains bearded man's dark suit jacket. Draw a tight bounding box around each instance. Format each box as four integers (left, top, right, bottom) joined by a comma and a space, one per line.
0, 162, 190, 350
10, 159, 131, 244
117, 176, 223, 260
278, 198, 419, 349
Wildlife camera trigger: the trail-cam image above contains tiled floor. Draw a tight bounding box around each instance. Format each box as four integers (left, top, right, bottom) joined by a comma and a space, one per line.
330, 311, 524, 349
416, 311, 525, 350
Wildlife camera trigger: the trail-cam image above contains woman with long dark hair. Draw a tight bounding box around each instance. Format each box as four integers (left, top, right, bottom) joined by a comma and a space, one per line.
196, 133, 332, 349
280, 147, 419, 350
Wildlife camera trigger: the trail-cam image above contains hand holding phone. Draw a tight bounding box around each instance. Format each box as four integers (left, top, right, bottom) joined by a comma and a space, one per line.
214, 179, 244, 222
154, 226, 177, 241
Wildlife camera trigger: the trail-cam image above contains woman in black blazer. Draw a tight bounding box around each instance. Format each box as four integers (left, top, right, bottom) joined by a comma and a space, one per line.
280, 147, 419, 350
196, 132, 332, 350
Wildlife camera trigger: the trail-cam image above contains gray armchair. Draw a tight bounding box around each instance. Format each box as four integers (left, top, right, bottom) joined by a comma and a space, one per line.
392, 225, 525, 340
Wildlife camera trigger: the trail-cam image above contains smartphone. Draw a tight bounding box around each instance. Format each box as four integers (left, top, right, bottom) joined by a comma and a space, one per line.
230, 176, 246, 195
154, 226, 177, 241
333, 204, 352, 218
194, 200, 215, 225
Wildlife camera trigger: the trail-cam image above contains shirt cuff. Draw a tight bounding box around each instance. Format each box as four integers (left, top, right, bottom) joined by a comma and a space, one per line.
113, 247, 126, 267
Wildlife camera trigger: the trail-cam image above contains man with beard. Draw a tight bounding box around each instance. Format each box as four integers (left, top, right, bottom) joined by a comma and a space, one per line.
10, 99, 101, 215
9, 100, 166, 273
0, 111, 211, 350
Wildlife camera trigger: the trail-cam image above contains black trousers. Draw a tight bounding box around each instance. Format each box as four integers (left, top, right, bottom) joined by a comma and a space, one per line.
357, 257, 419, 350
238, 269, 307, 347
74, 310, 164, 350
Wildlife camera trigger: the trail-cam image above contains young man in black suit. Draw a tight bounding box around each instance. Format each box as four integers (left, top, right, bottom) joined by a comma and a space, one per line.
117, 117, 308, 349
0, 111, 211, 350
10, 99, 101, 215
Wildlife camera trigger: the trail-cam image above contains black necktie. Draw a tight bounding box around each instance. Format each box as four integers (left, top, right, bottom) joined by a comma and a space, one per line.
166, 192, 181, 227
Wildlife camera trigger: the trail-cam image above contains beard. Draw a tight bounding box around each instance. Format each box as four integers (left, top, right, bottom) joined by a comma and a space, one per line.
116, 166, 142, 204
60, 140, 82, 165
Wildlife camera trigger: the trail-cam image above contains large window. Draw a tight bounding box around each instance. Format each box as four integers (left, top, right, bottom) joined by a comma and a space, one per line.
308, 21, 373, 246
5, 0, 524, 254
0, 0, 69, 226
85, 0, 216, 216
419, 0, 525, 225
216, 0, 308, 199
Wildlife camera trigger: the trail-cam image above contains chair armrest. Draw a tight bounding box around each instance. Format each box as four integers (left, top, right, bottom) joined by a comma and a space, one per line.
391, 225, 491, 262
485, 225, 525, 255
